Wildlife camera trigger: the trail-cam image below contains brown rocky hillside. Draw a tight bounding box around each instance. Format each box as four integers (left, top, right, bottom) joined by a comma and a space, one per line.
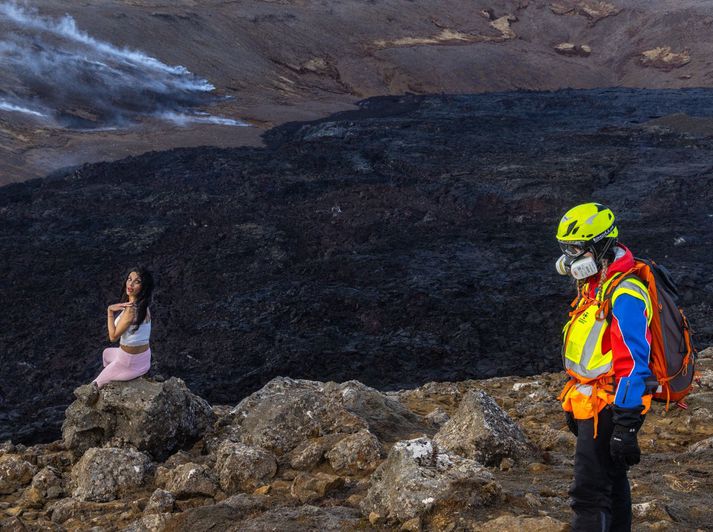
2, 0, 713, 182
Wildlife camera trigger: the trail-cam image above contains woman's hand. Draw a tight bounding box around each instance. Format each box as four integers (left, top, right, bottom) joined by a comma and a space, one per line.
107, 303, 136, 341
108, 302, 132, 312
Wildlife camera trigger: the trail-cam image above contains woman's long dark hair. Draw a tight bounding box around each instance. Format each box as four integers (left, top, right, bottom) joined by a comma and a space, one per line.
120, 266, 154, 332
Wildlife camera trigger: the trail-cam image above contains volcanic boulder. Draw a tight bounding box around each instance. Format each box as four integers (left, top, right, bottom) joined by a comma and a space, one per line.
144, 488, 175, 514
324, 429, 382, 475
640, 47, 691, 70
62, 377, 214, 460
158, 462, 218, 499
554, 43, 592, 57
360, 437, 501, 525
433, 389, 534, 466
163, 496, 360, 531
290, 472, 345, 503
227, 378, 367, 456
71, 447, 151, 502
0, 455, 36, 495
19, 466, 63, 508
286, 434, 348, 471
214, 441, 278, 494
321, 380, 431, 442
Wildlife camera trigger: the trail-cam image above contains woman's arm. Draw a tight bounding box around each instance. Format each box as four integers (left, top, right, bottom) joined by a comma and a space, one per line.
107, 303, 135, 342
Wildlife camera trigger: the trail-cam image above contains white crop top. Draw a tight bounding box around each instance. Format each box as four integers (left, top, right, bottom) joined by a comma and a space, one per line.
115, 311, 151, 346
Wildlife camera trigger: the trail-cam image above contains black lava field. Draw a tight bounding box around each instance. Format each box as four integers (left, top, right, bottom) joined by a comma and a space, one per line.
1, 88, 712, 443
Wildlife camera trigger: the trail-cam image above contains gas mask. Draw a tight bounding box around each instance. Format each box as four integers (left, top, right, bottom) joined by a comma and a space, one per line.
555, 254, 599, 280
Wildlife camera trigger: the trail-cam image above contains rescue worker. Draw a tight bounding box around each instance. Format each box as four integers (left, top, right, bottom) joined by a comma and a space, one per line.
555, 202, 653, 531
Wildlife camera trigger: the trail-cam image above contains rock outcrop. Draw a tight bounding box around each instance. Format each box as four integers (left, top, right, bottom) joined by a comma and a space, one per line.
554, 42, 592, 57
325, 429, 382, 475
549, 0, 621, 24
433, 389, 535, 466
70, 447, 151, 502
226, 377, 368, 456
62, 378, 214, 460
1, 347, 712, 530
290, 472, 345, 504
360, 437, 501, 525
157, 462, 218, 499
214, 441, 277, 494
222, 377, 429, 457
19, 466, 63, 508
144, 488, 175, 514
640, 47, 691, 70
0, 456, 36, 495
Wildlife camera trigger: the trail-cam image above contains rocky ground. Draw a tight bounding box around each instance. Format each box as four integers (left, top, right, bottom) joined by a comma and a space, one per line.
3, 0, 713, 182
1, 88, 712, 444
1, 346, 712, 531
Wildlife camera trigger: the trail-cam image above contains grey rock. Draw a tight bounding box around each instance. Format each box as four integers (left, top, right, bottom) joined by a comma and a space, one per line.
30, 466, 62, 498
425, 407, 450, 427
696, 368, 713, 389
62, 377, 214, 461
0, 456, 37, 495
161, 450, 194, 469
290, 472, 345, 503
214, 441, 277, 494
325, 429, 382, 475
0, 441, 15, 454
632, 500, 672, 522
71, 447, 151, 502
19, 466, 64, 508
0, 516, 28, 531
161, 462, 218, 498
225, 377, 430, 460
48, 498, 86, 524
124, 513, 172, 532
145, 488, 175, 514
361, 437, 501, 523
165, 499, 359, 531
162, 494, 270, 531
286, 433, 347, 470
237, 505, 361, 531
323, 380, 431, 442
688, 435, 713, 455
699, 347, 713, 360
229, 377, 367, 456
433, 389, 534, 466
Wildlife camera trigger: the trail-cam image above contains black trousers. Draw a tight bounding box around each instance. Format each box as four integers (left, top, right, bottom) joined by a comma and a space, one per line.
570, 407, 632, 532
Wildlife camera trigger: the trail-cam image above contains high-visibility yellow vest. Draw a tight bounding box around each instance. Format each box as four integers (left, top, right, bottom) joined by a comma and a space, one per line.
560, 274, 652, 427
562, 274, 651, 380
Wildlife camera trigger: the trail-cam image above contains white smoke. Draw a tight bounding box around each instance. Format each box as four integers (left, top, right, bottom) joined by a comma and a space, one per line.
158, 112, 249, 127
0, 99, 47, 117
0, 1, 243, 129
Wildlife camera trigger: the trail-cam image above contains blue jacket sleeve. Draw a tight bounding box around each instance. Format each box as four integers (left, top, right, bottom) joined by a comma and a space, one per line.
611, 293, 652, 409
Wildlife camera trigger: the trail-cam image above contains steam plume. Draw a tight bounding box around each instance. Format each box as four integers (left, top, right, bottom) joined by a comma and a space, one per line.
0, 2, 245, 129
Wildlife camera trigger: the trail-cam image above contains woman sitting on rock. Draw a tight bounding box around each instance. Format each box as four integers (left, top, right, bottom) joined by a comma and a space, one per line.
87, 266, 154, 400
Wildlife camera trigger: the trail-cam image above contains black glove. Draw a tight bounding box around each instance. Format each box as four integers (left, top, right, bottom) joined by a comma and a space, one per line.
565, 412, 578, 436
610, 405, 645, 468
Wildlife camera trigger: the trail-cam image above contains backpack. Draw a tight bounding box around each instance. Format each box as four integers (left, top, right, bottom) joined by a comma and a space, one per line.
602, 258, 697, 408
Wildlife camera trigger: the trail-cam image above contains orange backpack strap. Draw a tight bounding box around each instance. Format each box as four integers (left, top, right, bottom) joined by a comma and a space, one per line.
597, 269, 641, 321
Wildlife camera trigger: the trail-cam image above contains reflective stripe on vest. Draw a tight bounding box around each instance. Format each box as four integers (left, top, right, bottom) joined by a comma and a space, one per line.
611, 278, 653, 322
563, 275, 651, 380
575, 383, 593, 396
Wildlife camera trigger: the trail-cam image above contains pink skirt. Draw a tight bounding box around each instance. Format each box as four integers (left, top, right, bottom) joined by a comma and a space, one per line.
92, 346, 151, 388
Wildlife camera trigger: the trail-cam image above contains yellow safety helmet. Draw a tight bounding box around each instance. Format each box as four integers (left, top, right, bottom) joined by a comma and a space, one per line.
556, 202, 618, 260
